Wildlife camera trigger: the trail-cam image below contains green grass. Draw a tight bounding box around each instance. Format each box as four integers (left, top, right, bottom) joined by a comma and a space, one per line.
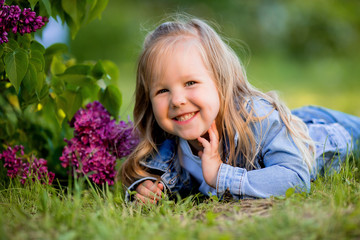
1, 154, 360, 240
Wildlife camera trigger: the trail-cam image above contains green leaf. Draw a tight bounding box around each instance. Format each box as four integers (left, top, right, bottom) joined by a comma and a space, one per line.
0, 61, 4, 74
40, 0, 51, 16
91, 61, 105, 79
59, 74, 95, 87
62, 0, 86, 28
87, 0, 97, 10
17, 34, 31, 49
102, 60, 119, 84
30, 50, 45, 71
57, 90, 82, 119
64, 65, 92, 75
4, 48, 29, 93
79, 82, 100, 101
22, 63, 37, 94
65, 15, 80, 39
50, 55, 66, 75
28, 0, 39, 9
61, 0, 79, 22
35, 72, 46, 98
18, 86, 38, 109
58, 65, 95, 86
0, 45, 4, 58
98, 85, 122, 118
30, 40, 46, 54
45, 44, 68, 73
0, 95, 18, 137
51, 1, 66, 23
5, 39, 20, 52
87, 0, 109, 23
5, 120, 16, 137
44, 43, 68, 57
50, 76, 65, 95
36, 82, 49, 101
18, 80, 47, 109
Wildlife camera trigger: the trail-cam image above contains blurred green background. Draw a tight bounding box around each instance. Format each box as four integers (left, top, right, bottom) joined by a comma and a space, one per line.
67, 0, 360, 118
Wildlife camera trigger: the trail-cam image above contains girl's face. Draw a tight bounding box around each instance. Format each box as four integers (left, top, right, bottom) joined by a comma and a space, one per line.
149, 39, 220, 141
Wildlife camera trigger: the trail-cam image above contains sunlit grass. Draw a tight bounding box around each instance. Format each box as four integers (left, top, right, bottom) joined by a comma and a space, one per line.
1, 153, 359, 239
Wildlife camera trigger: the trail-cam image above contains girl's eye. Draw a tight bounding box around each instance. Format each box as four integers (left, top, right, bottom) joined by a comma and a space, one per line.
185, 81, 196, 86
157, 89, 168, 95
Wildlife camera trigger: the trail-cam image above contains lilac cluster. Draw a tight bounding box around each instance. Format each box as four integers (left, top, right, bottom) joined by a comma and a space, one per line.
0, 145, 55, 184
60, 101, 139, 185
0, 0, 48, 44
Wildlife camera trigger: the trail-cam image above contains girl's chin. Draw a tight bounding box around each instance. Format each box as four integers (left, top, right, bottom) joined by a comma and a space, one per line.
182, 132, 208, 141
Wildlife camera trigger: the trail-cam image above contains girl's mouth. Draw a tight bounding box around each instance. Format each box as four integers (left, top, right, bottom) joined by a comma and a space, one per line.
173, 111, 198, 122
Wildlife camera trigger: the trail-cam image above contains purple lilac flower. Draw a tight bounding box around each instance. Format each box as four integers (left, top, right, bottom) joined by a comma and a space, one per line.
0, 145, 25, 178
60, 101, 139, 185
0, 1, 48, 44
0, 145, 55, 185
82, 147, 117, 185
70, 101, 113, 147
107, 120, 139, 159
29, 157, 55, 184
60, 138, 83, 171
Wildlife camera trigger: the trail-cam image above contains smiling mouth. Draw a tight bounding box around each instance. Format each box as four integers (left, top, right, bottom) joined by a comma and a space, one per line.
174, 112, 197, 122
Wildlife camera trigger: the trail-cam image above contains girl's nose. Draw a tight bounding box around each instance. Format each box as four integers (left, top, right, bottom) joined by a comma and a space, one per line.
170, 92, 187, 108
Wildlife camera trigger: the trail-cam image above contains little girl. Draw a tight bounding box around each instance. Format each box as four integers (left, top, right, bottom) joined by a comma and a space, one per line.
120, 17, 360, 204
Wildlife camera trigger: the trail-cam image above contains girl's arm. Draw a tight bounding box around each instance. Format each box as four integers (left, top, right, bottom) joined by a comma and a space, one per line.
200, 99, 311, 199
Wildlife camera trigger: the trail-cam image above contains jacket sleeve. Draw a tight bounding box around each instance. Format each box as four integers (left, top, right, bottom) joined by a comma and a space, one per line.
216, 99, 311, 200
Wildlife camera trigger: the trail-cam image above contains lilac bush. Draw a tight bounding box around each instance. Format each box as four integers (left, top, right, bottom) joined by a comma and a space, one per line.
0, 145, 55, 184
60, 101, 139, 185
0, 0, 48, 44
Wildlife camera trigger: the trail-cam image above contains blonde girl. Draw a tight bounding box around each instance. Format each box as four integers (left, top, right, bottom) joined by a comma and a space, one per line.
120, 16, 360, 203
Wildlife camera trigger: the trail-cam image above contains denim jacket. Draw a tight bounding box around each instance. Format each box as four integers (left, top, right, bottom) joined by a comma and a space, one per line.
125, 98, 354, 201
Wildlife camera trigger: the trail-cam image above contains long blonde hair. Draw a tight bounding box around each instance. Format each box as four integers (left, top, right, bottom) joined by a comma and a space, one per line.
120, 16, 315, 187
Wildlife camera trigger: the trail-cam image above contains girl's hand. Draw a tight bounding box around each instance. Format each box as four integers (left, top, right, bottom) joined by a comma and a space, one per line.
135, 180, 164, 204
197, 121, 223, 188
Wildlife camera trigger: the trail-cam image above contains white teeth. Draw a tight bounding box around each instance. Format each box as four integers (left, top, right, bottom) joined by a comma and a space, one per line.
176, 112, 195, 121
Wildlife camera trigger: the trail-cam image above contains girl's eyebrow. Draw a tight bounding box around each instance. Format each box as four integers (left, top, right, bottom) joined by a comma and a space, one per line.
180, 74, 205, 80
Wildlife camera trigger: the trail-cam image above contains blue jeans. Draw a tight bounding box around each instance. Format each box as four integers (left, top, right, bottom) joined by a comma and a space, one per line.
292, 106, 360, 179
292, 106, 360, 151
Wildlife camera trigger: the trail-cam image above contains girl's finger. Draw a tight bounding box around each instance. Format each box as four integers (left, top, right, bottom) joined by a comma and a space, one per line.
135, 193, 157, 204
142, 180, 155, 190
212, 121, 220, 139
197, 136, 210, 149
157, 183, 164, 191
137, 183, 161, 200
208, 126, 219, 149
210, 121, 219, 140
142, 180, 162, 196
198, 150, 203, 158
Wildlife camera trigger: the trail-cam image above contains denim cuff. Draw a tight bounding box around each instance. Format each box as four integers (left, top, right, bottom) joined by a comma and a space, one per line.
216, 163, 245, 199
